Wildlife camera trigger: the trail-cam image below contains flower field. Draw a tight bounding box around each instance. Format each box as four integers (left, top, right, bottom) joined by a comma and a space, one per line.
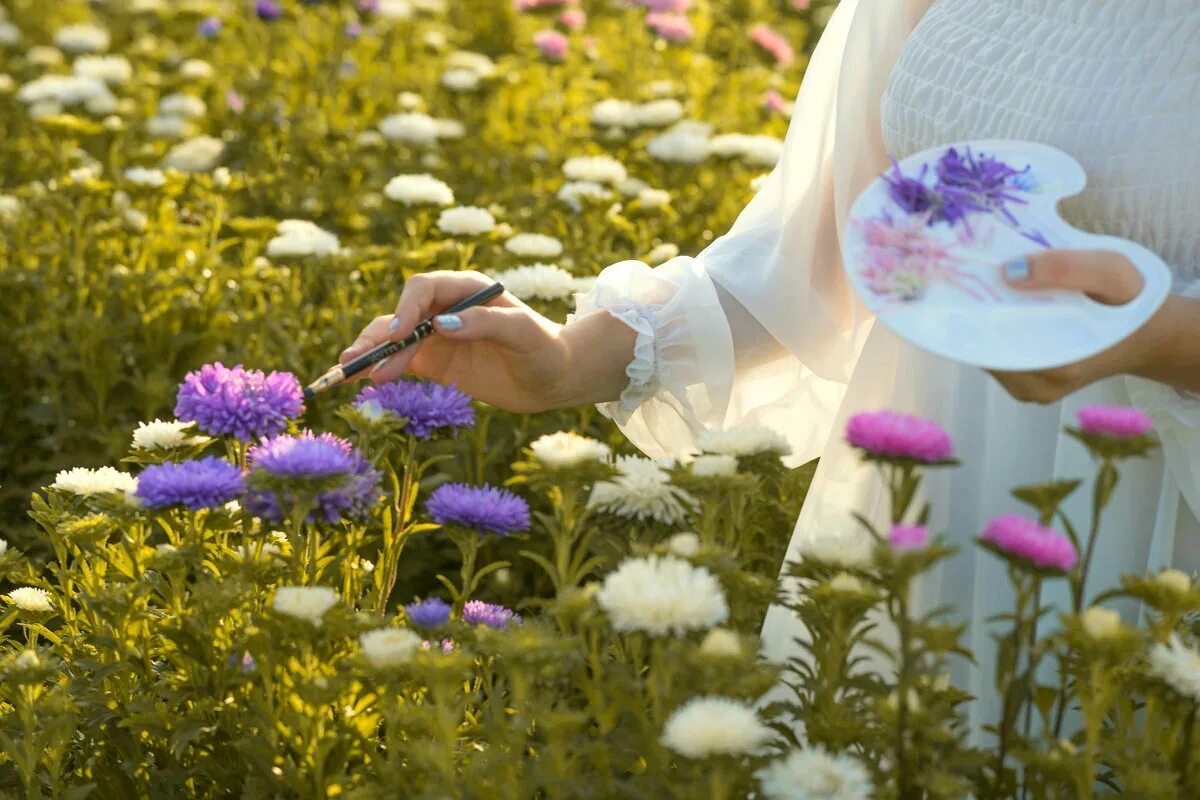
1, 1, 1199, 798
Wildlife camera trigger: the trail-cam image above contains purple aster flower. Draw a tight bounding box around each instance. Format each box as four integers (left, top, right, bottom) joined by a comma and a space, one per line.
462, 600, 521, 629
354, 379, 474, 439
882, 161, 936, 217
256, 0, 283, 20
197, 16, 223, 37
845, 410, 955, 463
425, 483, 530, 535
405, 597, 451, 627
934, 147, 1029, 225
174, 363, 303, 441
244, 433, 381, 523
135, 457, 245, 511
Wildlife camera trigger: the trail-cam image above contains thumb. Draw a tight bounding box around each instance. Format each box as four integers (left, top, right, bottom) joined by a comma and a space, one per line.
1000, 249, 1143, 305
429, 305, 544, 350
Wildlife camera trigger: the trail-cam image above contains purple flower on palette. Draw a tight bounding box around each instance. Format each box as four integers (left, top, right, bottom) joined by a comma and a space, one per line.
406, 597, 451, 627
354, 379, 474, 439
256, 0, 283, 20
197, 17, 222, 37
882, 161, 936, 217
426, 483, 530, 535
135, 457, 245, 511
175, 363, 303, 441
935, 147, 1029, 225
244, 433, 381, 523
462, 600, 521, 629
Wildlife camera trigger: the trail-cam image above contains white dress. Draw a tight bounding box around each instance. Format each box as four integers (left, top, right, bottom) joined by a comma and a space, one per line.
571, 0, 1200, 736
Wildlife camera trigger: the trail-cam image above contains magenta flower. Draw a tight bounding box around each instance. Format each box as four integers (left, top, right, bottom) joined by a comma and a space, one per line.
981, 514, 1078, 572
533, 29, 569, 61
255, 0, 283, 21
749, 23, 794, 68
845, 410, 954, 463
645, 12, 694, 43
1076, 405, 1154, 439
889, 524, 929, 550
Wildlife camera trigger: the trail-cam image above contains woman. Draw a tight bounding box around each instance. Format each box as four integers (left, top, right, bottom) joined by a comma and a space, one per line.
342, 0, 1200, 735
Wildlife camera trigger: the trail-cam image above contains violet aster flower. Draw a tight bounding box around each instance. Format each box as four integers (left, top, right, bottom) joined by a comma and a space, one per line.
405, 597, 452, 627
935, 147, 1029, 225
354, 379, 474, 439
889, 524, 929, 550
981, 514, 1077, 572
135, 456, 245, 511
244, 433, 381, 523
1076, 405, 1154, 439
425, 483, 530, 534
845, 410, 954, 463
255, 0, 283, 20
174, 363, 303, 441
882, 161, 937, 218
462, 600, 521, 629
197, 16, 222, 37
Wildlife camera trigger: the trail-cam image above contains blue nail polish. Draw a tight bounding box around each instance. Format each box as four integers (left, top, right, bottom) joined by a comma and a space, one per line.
371, 356, 391, 374
1003, 257, 1031, 282
435, 313, 462, 331
388, 316, 401, 332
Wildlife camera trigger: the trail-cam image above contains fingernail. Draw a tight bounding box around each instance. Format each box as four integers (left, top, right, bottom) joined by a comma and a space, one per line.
370, 356, 391, 375
388, 316, 401, 333
1003, 257, 1031, 283
435, 313, 462, 331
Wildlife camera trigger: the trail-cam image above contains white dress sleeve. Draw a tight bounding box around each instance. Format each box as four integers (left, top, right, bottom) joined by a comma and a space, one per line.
568, 0, 934, 464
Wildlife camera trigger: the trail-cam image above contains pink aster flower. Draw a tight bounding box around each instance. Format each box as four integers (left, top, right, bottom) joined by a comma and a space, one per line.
791, 0, 811, 9
763, 88, 789, 114
845, 410, 955, 463
635, 0, 692, 10
516, 0, 576, 9
533, 29, 569, 61
645, 11, 694, 43
1076, 405, 1154, 439
559, 8, 586, 30
889, 524, 929, 550
982, 514, 1078, 572
750, 23, 794, 68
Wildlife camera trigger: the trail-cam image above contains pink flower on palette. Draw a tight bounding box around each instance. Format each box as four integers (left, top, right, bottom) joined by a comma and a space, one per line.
846, 410, 955, 463
1076, 405, 1154, 439
645, 12, 694, 43
982, 514, 1078, 571
750, 23, 794, 68
889, 524, 929, 550
636, 0, 692, 11
533, 29, 569, 61
559, 8, 586, 29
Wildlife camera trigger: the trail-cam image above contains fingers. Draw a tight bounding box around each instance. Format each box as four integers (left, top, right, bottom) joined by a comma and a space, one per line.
387, 270, 517, 344
340, 315, 394, 366
1000, 249, 1143, 305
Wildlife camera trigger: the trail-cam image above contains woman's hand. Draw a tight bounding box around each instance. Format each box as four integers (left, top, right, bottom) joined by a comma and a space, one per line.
989, 249, 1200, 402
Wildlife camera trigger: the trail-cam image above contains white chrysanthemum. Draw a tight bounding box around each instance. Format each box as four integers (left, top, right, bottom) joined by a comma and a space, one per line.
437, 205, 495, 236
267, 220, 341, 259
446, 50, 497, 78
590, 98, 636, 128
647, 79, 676, 97
26, 46, 64, 67
743, 135, 785, 167
698, 424, 791, 457
562, 155, 627, 185
73, 54, 130, 86
69, 164, 102, 183
636, 188, 671, 209
691, 454, 738, 478
396, 90, 424, 110
53, 466, 138, 496
178, 58, 214, 81
145, 115, 191, 139
157, 92, 206, 119
707, 133, 755, 159
598, 555, 728, 636
360, 628, 423, 668
433, 118, 465, 140
379, 111, 440, 145
667, 532, 700, 558
29, 100, 62, 120
0, 22, 20, 47
384, 173, 454, 206
0, 74, 14, 94
646, 129, 709, 164
1147, 634, 1200, 701
0, 194, 19, 221
529, 431, 610, 468
616, 177, 649, 197
124, 167, 165, 187
84, 91, 118, 115
131, 419, 203, 451
213, 167, 232, 188
756, 746, 874, 800
1080, 607, 1123, 640
588, 455, 697, 525
355, 130, 386, 150
124, 209, 148, 231
661, 696, 771, 758
699, 628, 743, 658
646, 243, 680, 265
504, 233, 563, 259
17, 74, 110, 107
54, 24, 110, 54
1155, 568, 1193, 596
440, 67, 480, 92
423, 29, 447, 49
557, 180, 612, 213
490, 263, 578, 301
376, 0, 413, 18
272, 586, 338, 626
799, 532, 874, 569
632, 98, 684, 127
7, 587, 53, 612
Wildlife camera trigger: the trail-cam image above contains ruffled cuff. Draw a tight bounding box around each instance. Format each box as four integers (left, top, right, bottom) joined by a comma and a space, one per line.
568, 257, 736, 458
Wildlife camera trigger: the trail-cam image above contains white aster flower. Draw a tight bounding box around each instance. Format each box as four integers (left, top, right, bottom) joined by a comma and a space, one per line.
636, 188, 671, 209
162, 136, 224, 172
661, 696, 771, 758
647, 129, 709, 164
267, 220, 341, 259
0, 74, 14, 94
562, 155, 627, 185
73, 54, 130, 85
53, 466, 138, 496
616, 177, 649, 197
396, 91, 424, 110
437, 205, 495, 236
84, 92, 118, 115
0, 539, 6, 557
0, 22, 20, 47
69, 164, 102, 183
145, 115, 191, 139
131, 419, 203, 450
157, 92, 206, 119
645, 243, 680, 265
26, 46, 64, 67
698, 424, 791, 457
440, 67, 480, 92
632, 98, 684, 127
529, 431, 610, 468
590, 98, 637, 128
124, 167, 165, 187
646, 79, 677, 97
0, 194, 19, 221
708, 133, 755, 159
379, 111, 440, 145
124, 209, 148, 231
178, 58, 214, 81
691, 454, 738, 478
1147, 634, 1200, 702
743, 135, 785, 167
446, 50, 496, 78
384, 173, 455, 206
1155, 568, 1193, 597
557, 180, 612, 213
7, 587, 53, 612
360, 628, 423, 668
17, 74, 110, 107
272, 586, 338, 626
1080, 606, 1123, 641
490, 263, 578, 301
504, 232, 563, 258
827, 573, 870, 595
433, 118, 465, 139
756, 746, 874, 800
667, 532, 700, 558
213, 167, 232, 188
799, 531, 874, 570
54, 24, 110, 54
376, 0, 414, 18
597, 554, 727, 636
699, 628, 743, 658
588, 455, 697, 525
